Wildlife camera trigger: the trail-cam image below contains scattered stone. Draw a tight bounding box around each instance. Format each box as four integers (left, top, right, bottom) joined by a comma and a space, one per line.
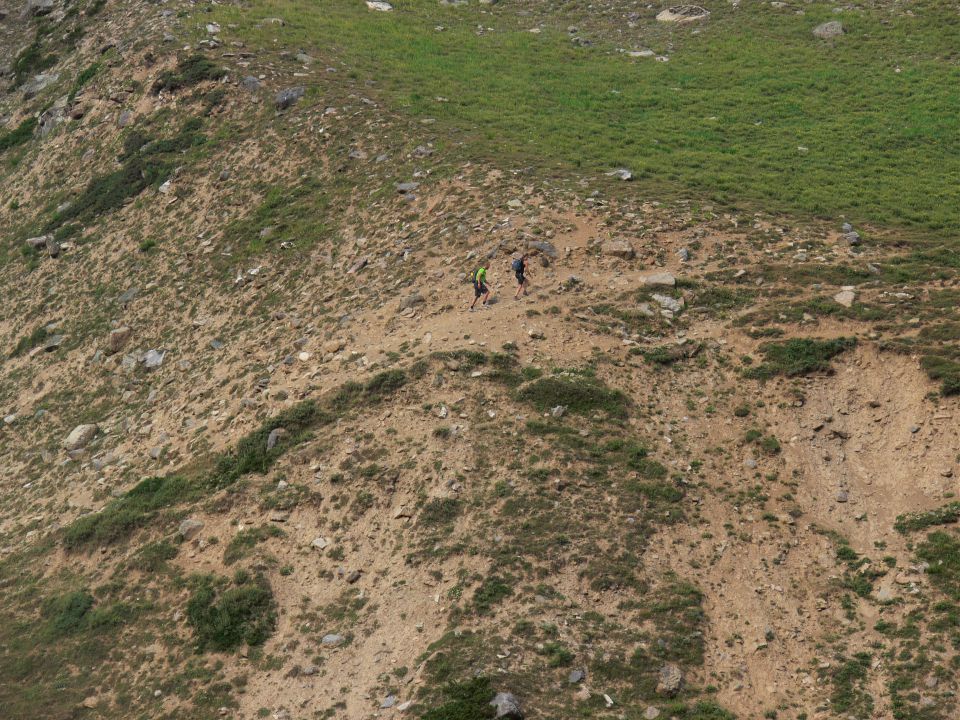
656, 664, 683, 697
527, 240, 558, 258
275, 86, 305, 111
42, 334, 64, 352
744, 457, 757, 469
396, 181, 420, 193
346, 570, 362, 583
118, 286, 139, 306
399, 292, 425, 311
640, 272, 676, 287
656, 5, 709, 24
813, 21, 844, 40
311, 536, 329, 550
267, 427, 287, 450
143, 349, 165, 369
179, 518, 204, 539
842, 230, 861, 246
107, 325, 133, 355
22, 73, 58, 99
644, 708, 661, 720
833, 288, 856, 308
241, 76, 261, 92
568, 669, 585, 684
63, 424, 98, 451
366, 0, 394, 9
677, 247, 691, 262
528, 329, 545, 340
380, 695, 397, 709
551, 405, 566, 418
652, 294, 683, 314
910, 425, 920, 434
836, 489, 849, 503
26, 0, 55, 16
321, 633, 344, 645
603, 239, 636, 260
606, 168, 633, 181
118, 110, 133, 128
490, 692, 523, 719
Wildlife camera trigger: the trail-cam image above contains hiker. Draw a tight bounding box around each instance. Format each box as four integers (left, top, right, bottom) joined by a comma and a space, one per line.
513, 254, 531, 299
470, 265, 491, 310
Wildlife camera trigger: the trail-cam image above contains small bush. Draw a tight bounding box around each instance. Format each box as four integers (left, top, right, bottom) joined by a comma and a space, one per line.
473, 576, 513, 615
187, 573, 277, 651
421, 677, 495, 720
63, 475, 190, 550
152, 54, 225, 94
129, 540, 179, 572
419, 498, 461, 527
0, 117, 38, 153
10, 325, 49, 357
895, 502, 960, 533
43, 590, 132, 638
921, 354, 960, 396
12, 40, 58, 87
517, 374, 629, 418
746, 337, 856, 380
223, 525, 284, 565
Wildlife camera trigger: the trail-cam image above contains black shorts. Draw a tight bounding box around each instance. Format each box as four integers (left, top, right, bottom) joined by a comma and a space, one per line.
515, 272, 525, 285
474, 282, 488, 297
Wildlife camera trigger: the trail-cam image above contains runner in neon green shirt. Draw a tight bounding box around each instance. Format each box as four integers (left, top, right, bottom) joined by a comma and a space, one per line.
470, 266, 491, 310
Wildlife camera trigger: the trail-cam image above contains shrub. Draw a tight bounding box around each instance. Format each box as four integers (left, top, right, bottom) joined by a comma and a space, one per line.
418, 498, 461, 527
895, 502, 960, 533
421, 677, 495, 720
223, 525, 284, 565
746, 337, 856, 380
473, 576, 513, 615
517, 374, 629, 418
63, 475, 190, 550
152, 54, 225, 94
187, 573, 277, 651
0, 117, 38, 153
10, 325, 49, 357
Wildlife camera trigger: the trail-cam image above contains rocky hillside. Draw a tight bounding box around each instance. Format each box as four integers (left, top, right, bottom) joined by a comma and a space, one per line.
0, 1, 959, 720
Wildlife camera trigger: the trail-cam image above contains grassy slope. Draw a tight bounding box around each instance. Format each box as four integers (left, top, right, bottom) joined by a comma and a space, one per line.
213, 0, 960, 231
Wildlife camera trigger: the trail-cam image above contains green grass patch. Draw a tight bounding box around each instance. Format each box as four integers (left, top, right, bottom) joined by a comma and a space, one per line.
745, 337, 856, 380
0, 117, 38, 154
223, 525, 284, 565
920, 354, 960, 396
211, 0, 960, 231
152, 54, 225, 94
63, 475, 191, 550
517, 373, 629, 418
9, 324, 49, 357
420, 677, 495, 720
917, 531, 960, 601
472, 575, 513, 615
895, 503, 960, 534
187, 572, 277, 651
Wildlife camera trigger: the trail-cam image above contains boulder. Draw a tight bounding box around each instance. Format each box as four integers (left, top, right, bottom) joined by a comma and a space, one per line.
398, 292, 425, 311
656, 664, 683, 696
241, 76, 260, 92
813, 21, 844, 39
266, 427, 287, 450
22, 73, 58, 99
63, 423, 98, 451
179, 518, 204, 539
143, 349, 165, 369
640, 272, 676, 287
833, 288, 856, 308
25, 0, 55, 17
275, 86, 305, 110
366, 0, 393, 9
603, 239, 636, 260
527, 240, 558, 258
108, 327, 132, 354
490, 692, 523, 719
656, 5, 709, 23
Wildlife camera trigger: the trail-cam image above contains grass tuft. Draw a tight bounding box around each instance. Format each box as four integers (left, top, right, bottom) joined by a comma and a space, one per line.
745, 337, 856, 380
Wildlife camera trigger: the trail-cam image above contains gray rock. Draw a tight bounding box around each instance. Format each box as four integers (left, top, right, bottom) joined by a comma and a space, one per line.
656, 664, 683, 697
399, 292, 425, 311
275, 86, 305, 110
118, 287, 139, 306
842, 230, 861, 246
836, 489, 849, 503
395, 181, 420, 193
118, 110, 133, 128
241, 76, 260, 92
25, 234, 51, 250
677, 248, 690, 262
644, 708, 661, 720
267, 427, 287, 450
603, 239, 636, 260
25, 0, 55, 17
813, 21, 844, 39
550, 405, 566, 418
490, 692, 523, 719
652, 293, 683, 314
380, 695, 397, 709
143, 349, 165, 369
366, 0, 394, 9
45, 235, 61, 258
833, 289, 856, 308
43, 334, 64, 352
321, 633, 344, 645
744, 457, 757, 469
63, 423, 99, 451
346, 569, 362, 584
641, 272, 676, 287
656, 5, 709, 23
841, 222, 853, 233
568, 669, 585, 684
295, 52, 313, 64
527, 240, 558, 258
606, 168, 633, 181
22, 73, 58, 99
179, 517, 204, 539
